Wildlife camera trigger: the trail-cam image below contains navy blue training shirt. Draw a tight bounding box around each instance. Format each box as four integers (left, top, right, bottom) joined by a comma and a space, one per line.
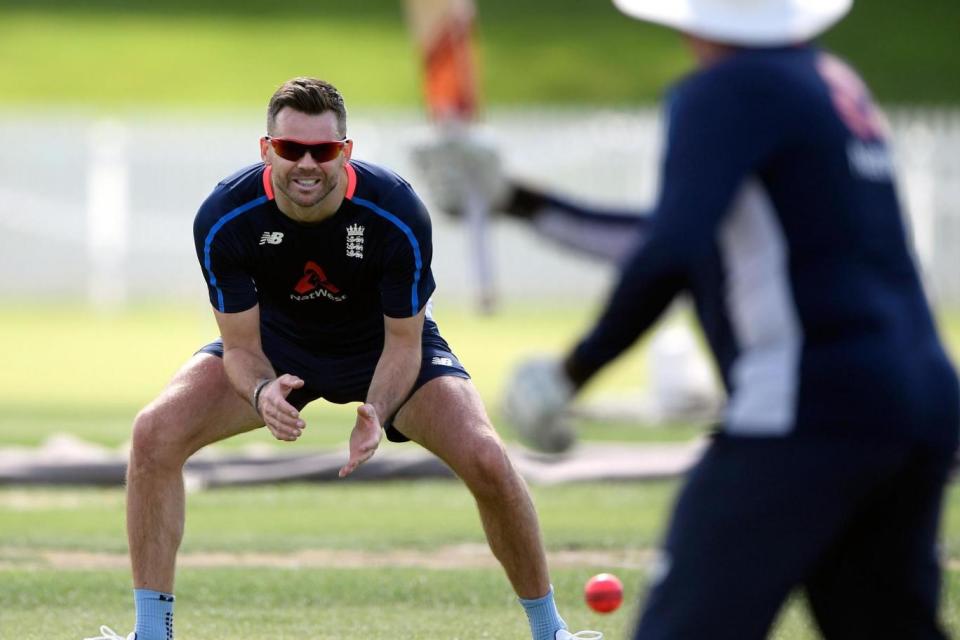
571, 46, 959, 445
194, 159, 436, 357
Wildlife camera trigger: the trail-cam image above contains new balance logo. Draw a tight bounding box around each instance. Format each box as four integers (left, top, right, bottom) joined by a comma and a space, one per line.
431, 356, 453, 367
260, 232, 284, 245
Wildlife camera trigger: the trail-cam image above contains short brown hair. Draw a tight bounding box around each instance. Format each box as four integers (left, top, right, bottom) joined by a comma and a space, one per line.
266, 77, 347, 137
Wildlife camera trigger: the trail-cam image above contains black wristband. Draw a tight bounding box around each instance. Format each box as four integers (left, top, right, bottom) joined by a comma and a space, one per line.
562, 352, 589, 392
252, 378, 272, 417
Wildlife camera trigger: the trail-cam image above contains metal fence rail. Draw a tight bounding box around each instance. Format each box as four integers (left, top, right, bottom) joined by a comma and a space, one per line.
1, 107, 957, 306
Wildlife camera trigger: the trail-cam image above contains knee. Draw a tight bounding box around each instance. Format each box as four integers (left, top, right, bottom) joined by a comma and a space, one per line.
462, 433, 520, 500
129, 406, 189, 473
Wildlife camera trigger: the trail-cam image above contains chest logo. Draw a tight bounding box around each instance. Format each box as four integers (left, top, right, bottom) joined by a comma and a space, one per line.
291, 261, 347, 302
259, 231, 284, 246
346, 224, 365, 259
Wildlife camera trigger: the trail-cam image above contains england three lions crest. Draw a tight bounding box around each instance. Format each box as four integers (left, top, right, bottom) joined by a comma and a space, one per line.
346, 224, 364, 259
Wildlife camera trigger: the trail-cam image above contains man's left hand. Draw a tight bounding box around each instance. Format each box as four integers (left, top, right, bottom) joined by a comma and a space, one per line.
501, 356, 577, 453
339, 403, 383, 478
411, 135, 510, 217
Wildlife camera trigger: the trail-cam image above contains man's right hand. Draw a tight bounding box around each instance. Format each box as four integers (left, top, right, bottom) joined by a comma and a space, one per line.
257, 374, 306, 441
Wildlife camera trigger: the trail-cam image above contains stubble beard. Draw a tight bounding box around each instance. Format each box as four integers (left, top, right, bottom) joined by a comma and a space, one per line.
280, 171, 338, 212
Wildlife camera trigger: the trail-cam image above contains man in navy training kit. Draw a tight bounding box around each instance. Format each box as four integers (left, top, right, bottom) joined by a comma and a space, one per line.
505, 0, 960, 638
86, 78, 600, 640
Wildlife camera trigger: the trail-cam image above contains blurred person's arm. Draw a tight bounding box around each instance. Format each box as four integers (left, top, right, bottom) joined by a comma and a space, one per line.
564, 78, 780, 389
413, 137, 652, 262
505, 185, 651, 263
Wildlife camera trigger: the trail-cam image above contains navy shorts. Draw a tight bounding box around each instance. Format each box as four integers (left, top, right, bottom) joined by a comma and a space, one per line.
633, 431, 955, 640
197, 329, 470, 443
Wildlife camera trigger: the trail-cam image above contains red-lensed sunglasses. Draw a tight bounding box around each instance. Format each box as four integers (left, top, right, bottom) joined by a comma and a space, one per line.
263, 136, 348, 162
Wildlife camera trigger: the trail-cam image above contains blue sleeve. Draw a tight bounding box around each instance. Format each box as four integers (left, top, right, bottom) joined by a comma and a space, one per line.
376, 184, 437, 318
193, 194, 259, 314
567, 74, 781, 385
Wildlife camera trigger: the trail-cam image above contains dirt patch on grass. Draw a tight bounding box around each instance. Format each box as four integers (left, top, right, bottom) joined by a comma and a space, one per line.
1, 545, 655, 571
4, 547, 958, 573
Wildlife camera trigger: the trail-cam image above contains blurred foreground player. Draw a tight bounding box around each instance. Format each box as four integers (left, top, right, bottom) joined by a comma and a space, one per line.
85, 78, 599, 640
504, 0, 960, 637
415, 127, 721, 453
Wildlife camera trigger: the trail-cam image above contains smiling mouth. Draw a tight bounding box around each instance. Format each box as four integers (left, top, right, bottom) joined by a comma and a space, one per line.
293, 178, 320, 188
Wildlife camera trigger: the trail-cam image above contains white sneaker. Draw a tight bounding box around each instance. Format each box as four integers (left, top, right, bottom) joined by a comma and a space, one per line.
556, 630, 603, 640
84, 626, 134, 640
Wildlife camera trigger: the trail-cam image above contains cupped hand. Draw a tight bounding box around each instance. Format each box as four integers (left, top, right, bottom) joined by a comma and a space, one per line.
259, 374, 306, 441
338, 403, 383, 477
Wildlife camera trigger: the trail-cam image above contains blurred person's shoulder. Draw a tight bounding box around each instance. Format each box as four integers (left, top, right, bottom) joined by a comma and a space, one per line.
680, 47, 821, 99
667, 46, 832, 130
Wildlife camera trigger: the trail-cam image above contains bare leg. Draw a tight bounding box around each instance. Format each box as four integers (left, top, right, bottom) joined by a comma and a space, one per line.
394, 376, 550, 598
127, 353, 263, 591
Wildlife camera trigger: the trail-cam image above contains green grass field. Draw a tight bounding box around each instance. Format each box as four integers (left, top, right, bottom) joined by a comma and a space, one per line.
0, 304, 959, 638
2, 482, 959, 639
2, 0, 958, 636
0, 0, 957, 110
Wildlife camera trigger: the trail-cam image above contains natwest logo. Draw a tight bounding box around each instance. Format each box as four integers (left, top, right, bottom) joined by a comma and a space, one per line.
291, 261, 347, 302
